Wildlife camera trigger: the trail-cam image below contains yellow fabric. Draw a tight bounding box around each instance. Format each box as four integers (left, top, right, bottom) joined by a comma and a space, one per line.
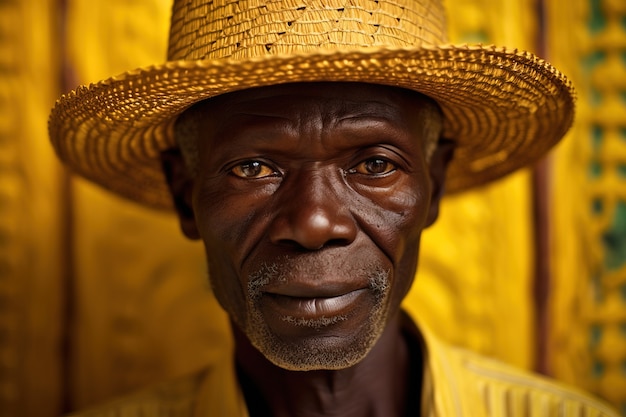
67, 313, 619, 417
548, 0, 626, 411
419, 324, 618, 417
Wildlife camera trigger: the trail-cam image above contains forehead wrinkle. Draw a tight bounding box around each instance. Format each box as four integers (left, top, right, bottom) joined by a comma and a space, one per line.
222, 92, 404, 123
189, 85, 436, 157
211, 107, 416, 163
232, 111, 293, 121
314, 98, 411, 152
219, 96, 319, 139
218, 97, 335, 156
334, 99, 404, 123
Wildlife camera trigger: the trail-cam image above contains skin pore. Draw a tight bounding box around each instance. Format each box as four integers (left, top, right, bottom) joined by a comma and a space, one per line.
163, 82, 453, 417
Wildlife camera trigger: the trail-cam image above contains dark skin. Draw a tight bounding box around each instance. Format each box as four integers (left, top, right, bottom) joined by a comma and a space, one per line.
162, 83, 454, 417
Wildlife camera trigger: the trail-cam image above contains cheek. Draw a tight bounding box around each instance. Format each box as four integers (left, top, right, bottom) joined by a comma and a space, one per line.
355, 175, 431, 261
193, 178, 263, 258
392, 182, 430, 292
191, 182, 252, 312
352, 177, 429, 306
191, 175, 279, 312
393, 236, 422, 303
386, 198, 426, 302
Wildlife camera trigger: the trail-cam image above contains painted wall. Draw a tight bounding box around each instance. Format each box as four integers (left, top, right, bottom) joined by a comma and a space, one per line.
1, 0, 624, 415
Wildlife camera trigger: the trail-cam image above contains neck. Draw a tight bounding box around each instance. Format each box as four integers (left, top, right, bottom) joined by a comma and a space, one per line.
232, 312, 421, 417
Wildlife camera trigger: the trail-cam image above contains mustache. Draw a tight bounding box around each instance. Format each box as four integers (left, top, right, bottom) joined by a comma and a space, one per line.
247, 255, 390, 298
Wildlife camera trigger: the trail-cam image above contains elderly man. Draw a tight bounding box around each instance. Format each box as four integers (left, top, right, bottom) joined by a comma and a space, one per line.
49, 0, 619, 416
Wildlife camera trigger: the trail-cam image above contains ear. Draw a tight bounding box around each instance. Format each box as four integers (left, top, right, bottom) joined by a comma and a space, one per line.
160, 148, 201, 240
425, 138, 455, 227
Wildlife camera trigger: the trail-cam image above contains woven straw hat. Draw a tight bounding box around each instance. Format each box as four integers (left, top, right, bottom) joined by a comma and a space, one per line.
49, 0, 575, 210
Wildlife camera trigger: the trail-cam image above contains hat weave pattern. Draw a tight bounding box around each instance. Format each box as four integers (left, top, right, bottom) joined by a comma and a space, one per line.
49, 0, 575, 209
168, 0, 446, 60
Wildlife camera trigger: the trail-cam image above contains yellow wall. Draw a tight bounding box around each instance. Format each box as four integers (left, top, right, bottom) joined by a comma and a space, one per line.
407, 0, 538, 371
4, 0, 625, 415
548, 0, 626, 411
0, 1, 65, 416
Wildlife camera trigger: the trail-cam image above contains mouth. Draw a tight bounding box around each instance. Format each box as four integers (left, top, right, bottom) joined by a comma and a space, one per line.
246, 258, 390, 338
264, 289, 368, 319
257, 287, 373, 336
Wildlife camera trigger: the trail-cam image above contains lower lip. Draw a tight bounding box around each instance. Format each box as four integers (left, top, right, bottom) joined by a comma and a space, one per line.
260, 289, 369, 331
267, 289, 366, 317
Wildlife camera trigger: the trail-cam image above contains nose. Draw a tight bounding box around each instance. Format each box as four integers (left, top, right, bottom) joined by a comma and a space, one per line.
268, 171, 358, 250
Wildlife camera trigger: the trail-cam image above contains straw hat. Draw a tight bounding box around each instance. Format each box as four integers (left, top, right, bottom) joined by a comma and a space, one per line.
49, 0, 575, 210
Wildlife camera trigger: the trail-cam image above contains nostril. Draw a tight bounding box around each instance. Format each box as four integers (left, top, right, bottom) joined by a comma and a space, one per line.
273, 237, 352, 252
324, 237, 353, 248
273, 238, 323, 251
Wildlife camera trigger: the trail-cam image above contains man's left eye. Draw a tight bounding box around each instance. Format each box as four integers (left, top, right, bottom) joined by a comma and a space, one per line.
350, 158, 396, 175
231, 161, 276, 178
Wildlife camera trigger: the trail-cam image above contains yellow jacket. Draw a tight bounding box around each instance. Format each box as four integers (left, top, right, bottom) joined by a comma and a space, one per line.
71, 313, 619, 417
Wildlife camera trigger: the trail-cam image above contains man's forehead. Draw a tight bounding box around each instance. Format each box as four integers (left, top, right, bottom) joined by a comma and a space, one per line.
173, 82, 443, 172
187, 82, 440, 125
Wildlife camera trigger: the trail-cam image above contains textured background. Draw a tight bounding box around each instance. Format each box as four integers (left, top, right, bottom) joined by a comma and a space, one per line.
1, 0, 625, 415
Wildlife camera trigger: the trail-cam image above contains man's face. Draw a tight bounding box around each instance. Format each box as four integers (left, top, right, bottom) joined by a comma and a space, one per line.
170, 83, 446, 371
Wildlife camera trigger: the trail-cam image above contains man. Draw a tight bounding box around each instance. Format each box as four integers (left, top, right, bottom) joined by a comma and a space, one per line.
48, 0, 619, 415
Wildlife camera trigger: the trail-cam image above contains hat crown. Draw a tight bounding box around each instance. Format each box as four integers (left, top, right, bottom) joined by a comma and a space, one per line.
167, 0, 448, 60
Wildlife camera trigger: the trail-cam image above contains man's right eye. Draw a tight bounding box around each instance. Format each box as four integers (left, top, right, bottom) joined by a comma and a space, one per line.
231, 161, 276, 179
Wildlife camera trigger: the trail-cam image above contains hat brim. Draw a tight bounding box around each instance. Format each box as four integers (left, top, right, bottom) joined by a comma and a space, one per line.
49, 44, 575, 210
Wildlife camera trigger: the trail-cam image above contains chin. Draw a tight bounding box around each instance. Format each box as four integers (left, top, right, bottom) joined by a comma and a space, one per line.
243, 297, 390, 371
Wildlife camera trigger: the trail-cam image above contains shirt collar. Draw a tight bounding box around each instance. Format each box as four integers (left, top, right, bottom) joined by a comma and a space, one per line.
194, 310, 461, 417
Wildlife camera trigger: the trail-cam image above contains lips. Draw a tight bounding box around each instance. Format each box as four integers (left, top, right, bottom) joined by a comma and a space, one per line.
255, 286, 375, 341
245, 255, 389, 338
265, 288, 367, 319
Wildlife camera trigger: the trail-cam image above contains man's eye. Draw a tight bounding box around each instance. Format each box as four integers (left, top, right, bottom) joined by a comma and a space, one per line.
351, 158, 396, 175
231, 161, 276, 178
